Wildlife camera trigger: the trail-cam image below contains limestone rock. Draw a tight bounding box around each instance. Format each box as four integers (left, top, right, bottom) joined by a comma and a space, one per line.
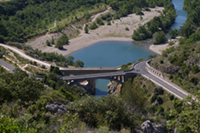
45, 102, 68, 114
134, 120, 168, 133
107, 81, 122, 95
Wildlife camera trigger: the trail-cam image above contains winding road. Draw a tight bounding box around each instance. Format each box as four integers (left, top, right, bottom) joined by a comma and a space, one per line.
134, 61, 188, 99
0, 44, 189, 99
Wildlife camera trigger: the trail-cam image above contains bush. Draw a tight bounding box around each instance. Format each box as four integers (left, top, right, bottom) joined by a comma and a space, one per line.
107, 21, 111, 25
136, 11, 144, 15
192, 65, 199, 74
153, 86, 164, 95
160, 60, 164, 64
169, 95, 174, 100
125, 27, 129, 31
138, 58, 144, 61
144, 7, 151, 11
149, 105, 157, 113
89, 22, 98, 30
0, 51, 4, 58
157, 97, 163, 104
46, 40, 50, 46
151, 95, 157, 103
33, 61, 37, 66
41, 65, 45, 69
55, 33, 68, 49
153, 31, 168, 44
169, 75, 173, 79
168, 41, 175, 46
157, 106, 164, 113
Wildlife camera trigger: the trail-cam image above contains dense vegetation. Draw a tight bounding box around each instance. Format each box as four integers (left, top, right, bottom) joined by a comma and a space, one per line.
149, 1, 200, 131
0, 64, 176, 132
0, 0, 174, 43
132, 0, 176, 41
151, 0, 200, 94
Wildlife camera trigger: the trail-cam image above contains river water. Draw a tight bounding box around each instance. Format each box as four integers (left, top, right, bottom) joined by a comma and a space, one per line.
68, 0, 188, 97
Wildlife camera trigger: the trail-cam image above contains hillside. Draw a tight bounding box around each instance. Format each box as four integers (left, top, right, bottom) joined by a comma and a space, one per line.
1, 0, 200, 132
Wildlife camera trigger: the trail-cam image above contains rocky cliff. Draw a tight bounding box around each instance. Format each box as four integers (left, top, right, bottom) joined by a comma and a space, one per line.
107, 81, 122, 95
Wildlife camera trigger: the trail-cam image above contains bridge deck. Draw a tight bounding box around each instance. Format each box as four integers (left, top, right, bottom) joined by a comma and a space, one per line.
61, 71, 138, 81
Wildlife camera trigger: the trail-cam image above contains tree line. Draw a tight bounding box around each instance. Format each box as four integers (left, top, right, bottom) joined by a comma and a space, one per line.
132, 0, 176, 43
0, 0, 173, 43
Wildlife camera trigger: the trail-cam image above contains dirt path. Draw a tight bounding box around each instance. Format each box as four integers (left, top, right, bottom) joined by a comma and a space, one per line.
48, 21, 57, 32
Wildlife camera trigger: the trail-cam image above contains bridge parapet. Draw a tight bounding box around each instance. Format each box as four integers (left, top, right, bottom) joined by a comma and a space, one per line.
146, 60, 164, 79
146, 60, 190, 96
60, 67, 120, 75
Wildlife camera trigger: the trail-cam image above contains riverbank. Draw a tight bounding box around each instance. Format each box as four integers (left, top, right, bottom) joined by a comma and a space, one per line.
30, 7, 164, 56
149, 38, 180, 55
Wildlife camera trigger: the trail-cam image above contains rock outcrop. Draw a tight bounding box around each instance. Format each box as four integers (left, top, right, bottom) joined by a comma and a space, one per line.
107, 81, 122, 95
134, 120, 168, 133
45, 102, 68, 114
80, 79, 96, 95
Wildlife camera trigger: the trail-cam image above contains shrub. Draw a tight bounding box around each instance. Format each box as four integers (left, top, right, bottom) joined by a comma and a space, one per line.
190, 77, 198, 85
125, 27, 129, 31
169, 75, 173, 79
41, 65, 45, 69
160, 60, 164, 64
149, 105, 157, 113
153, 86, 164, 95
89, 22, 98, 30
151, 95, 157, 103
144, 7, 151, 11
168, 41, 175, 46
46, 40, 50, 46
96, 18, 104, 25
157, 97, 163, 104
33, 61, 37, 66
0, 51, 4, 58
138, 58, 144, 61
192, 65, 199, 74
169, 95, 174, 100
153, 31, 168, 44
136, 11, 144, 15
157, 106, 164, 113
107, 21, 111, 25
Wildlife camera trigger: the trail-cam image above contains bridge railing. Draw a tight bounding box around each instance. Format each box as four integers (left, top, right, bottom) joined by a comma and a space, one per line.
146, 60, 190, 95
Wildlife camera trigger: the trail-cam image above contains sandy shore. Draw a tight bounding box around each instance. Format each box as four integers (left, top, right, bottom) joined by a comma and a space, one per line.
149, 38, 180, 55
29, 7, 164, 56
149, 44, 169, 55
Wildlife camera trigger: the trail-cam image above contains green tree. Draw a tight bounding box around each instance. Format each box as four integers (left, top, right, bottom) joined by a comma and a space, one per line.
180, 20, 195, 38
50, 37, 55, 44
168, 95, 200, 133
46, 40, 50, 46
121, 78, 147, 110
75, 59, 84, 68
169, 29, 179, 39
84, 25, 88, 33
153, 31, 167, 44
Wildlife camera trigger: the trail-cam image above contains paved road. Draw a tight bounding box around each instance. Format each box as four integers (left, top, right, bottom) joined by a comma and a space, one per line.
0, 43, 189, 99
0, 59, 15, 73
62, 71, 127, 81
135, 61, 188, 99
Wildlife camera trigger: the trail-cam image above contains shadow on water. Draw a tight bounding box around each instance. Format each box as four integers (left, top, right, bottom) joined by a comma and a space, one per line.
95, 88, 108, 98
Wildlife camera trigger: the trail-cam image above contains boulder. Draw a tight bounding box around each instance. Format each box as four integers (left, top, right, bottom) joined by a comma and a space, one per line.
134, 120, 168, 133
45, 102, 68, 114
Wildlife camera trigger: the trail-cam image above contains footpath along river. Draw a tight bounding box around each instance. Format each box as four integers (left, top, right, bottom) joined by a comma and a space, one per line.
68, 0, 188, 97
